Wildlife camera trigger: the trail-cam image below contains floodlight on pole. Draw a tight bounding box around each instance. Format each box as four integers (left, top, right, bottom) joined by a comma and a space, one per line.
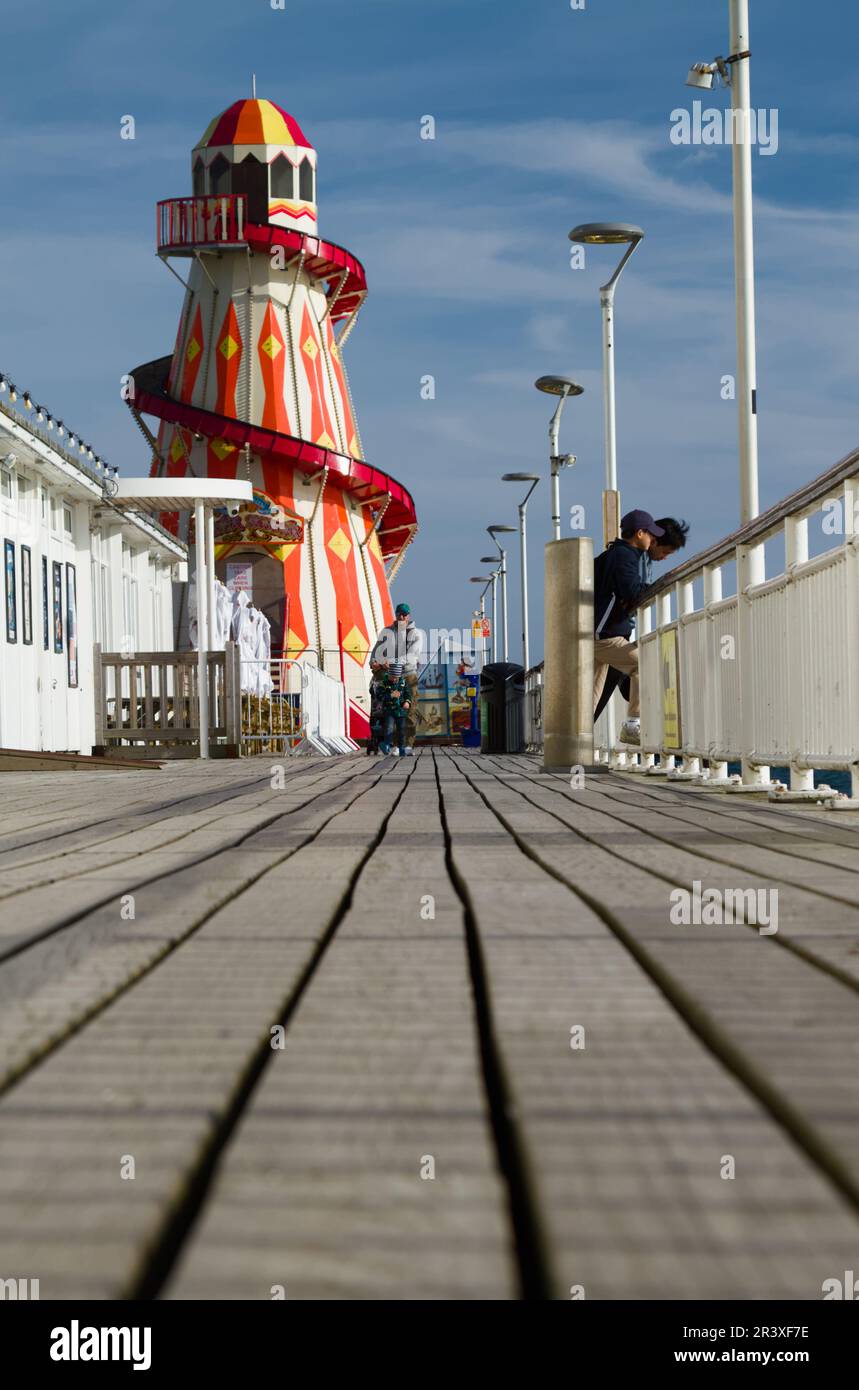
502, 472, 540, 671
686, 57, 732, 90
534, 375, 583, 541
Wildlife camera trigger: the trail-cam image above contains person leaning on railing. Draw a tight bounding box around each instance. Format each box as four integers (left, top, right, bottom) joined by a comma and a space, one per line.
593, 509, 666, 746
594, 516, 691, 723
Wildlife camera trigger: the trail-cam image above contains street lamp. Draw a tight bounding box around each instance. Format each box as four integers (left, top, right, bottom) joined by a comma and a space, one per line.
469, 577, 493, 670
686, 1, 764, 791
502, 472, 540, 671
534, 375, 583, 541
487, 525, 516, 662
479, 558, 501, 661
568, 222, 643, 545
684, 3, 758, 528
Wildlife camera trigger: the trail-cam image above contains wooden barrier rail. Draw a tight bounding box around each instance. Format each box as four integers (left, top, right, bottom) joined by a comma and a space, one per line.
93, 642, 241, 759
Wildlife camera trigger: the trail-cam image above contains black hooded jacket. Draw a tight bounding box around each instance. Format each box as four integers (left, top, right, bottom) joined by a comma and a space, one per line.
593, 539, 649, 640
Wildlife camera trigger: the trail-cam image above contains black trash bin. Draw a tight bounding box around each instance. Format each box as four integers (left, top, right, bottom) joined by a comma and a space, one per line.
479, 662, 525, 753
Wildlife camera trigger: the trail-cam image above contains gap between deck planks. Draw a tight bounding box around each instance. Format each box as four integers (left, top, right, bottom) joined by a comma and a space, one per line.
0, 749, 857, 1299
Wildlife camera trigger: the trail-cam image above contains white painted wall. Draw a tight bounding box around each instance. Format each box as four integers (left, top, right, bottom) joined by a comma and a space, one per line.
0, 439, 183, 755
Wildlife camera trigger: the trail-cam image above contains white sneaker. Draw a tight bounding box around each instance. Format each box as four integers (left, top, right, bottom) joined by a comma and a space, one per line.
619, 720, 641, 745
403, 747, 414, 756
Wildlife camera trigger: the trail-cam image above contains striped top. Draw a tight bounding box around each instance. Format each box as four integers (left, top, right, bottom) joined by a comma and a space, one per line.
196, 99, 311, 151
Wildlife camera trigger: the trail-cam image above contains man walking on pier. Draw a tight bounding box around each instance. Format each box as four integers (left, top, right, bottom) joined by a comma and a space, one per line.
370, 603, 422, 753
593, 510, 665, 745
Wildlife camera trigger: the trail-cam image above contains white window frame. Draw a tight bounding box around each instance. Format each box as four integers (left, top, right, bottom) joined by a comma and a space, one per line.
121, 539, 139, 650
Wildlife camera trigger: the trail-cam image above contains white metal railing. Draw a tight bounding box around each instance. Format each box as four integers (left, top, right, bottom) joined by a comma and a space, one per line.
238, 658, 358, 756
595, 446, 859, 797
300, 662, 359, 755
240, 657, 303, 755
524, 664, 544, 750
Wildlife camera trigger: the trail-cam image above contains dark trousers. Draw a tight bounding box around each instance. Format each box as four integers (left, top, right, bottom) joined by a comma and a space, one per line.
383, 712, 407, 752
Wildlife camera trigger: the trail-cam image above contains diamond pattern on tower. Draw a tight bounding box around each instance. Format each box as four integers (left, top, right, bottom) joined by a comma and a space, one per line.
327, 528, 352, 563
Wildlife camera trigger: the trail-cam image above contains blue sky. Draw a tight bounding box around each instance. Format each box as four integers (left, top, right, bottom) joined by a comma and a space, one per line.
1, 0, 857, 658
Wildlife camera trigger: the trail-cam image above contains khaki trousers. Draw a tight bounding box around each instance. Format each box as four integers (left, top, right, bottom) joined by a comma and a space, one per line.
593, 637, 640, 719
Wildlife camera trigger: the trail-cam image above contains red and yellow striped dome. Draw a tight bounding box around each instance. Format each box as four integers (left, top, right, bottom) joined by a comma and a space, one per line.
196, 99, 311, 151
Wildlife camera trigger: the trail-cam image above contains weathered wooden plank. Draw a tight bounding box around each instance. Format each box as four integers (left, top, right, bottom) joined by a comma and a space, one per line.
0, 759, 332, 864
0, 760, 417, 1297
0, 762, 385, 1081
591, 773, 859, 880
167, 761, 515, 1300
491, 759, 859, 985
437, 750, 859, 1298
446, 754, 859, 1233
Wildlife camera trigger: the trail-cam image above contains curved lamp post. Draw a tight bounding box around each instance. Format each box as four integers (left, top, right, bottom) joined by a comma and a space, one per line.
469, 576, 494, 670
534, 375, 583, 541
502, 472, 540, 671
568, 222, 643, 545
487, 524, 516, 662
480, 557, 501, 662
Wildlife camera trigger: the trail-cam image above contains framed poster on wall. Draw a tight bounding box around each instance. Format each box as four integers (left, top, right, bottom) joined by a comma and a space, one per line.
52, 560, 63, 653
4, 539, 16, 643
66, 563, 78, 688
21, 545, 32, 646
42, 555, 49, 649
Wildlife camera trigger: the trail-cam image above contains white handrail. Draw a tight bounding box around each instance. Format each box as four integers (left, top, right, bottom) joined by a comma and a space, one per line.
594, 466, 859, 797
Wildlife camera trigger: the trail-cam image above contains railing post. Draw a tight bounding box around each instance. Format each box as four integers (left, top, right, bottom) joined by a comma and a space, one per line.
224, 639, 241, 753
784, 514, 813, 792
843, 480, 859, 800
672, 578, 699, 778
736, 540, 770, 787
645, 592, 672, 772
702, 564, 728, 782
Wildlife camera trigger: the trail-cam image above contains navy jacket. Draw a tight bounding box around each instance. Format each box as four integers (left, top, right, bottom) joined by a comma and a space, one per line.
594, 539, 649, 640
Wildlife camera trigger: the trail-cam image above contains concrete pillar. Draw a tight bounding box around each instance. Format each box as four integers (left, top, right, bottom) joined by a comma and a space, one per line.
543, 537, 594, 772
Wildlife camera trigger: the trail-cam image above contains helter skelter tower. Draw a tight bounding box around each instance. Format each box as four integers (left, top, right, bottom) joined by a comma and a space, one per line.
126, 95, 417, 737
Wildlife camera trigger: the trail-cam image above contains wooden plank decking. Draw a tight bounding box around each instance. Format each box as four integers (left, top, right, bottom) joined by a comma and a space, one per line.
1, 749, 858, 1300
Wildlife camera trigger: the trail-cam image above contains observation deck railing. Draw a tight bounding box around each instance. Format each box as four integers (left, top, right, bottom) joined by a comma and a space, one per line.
157, 195, 247, 253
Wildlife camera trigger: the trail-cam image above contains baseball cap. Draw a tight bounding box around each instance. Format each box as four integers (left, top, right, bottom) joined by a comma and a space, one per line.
395, 602, 411, 616
621, 509, 665, 538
